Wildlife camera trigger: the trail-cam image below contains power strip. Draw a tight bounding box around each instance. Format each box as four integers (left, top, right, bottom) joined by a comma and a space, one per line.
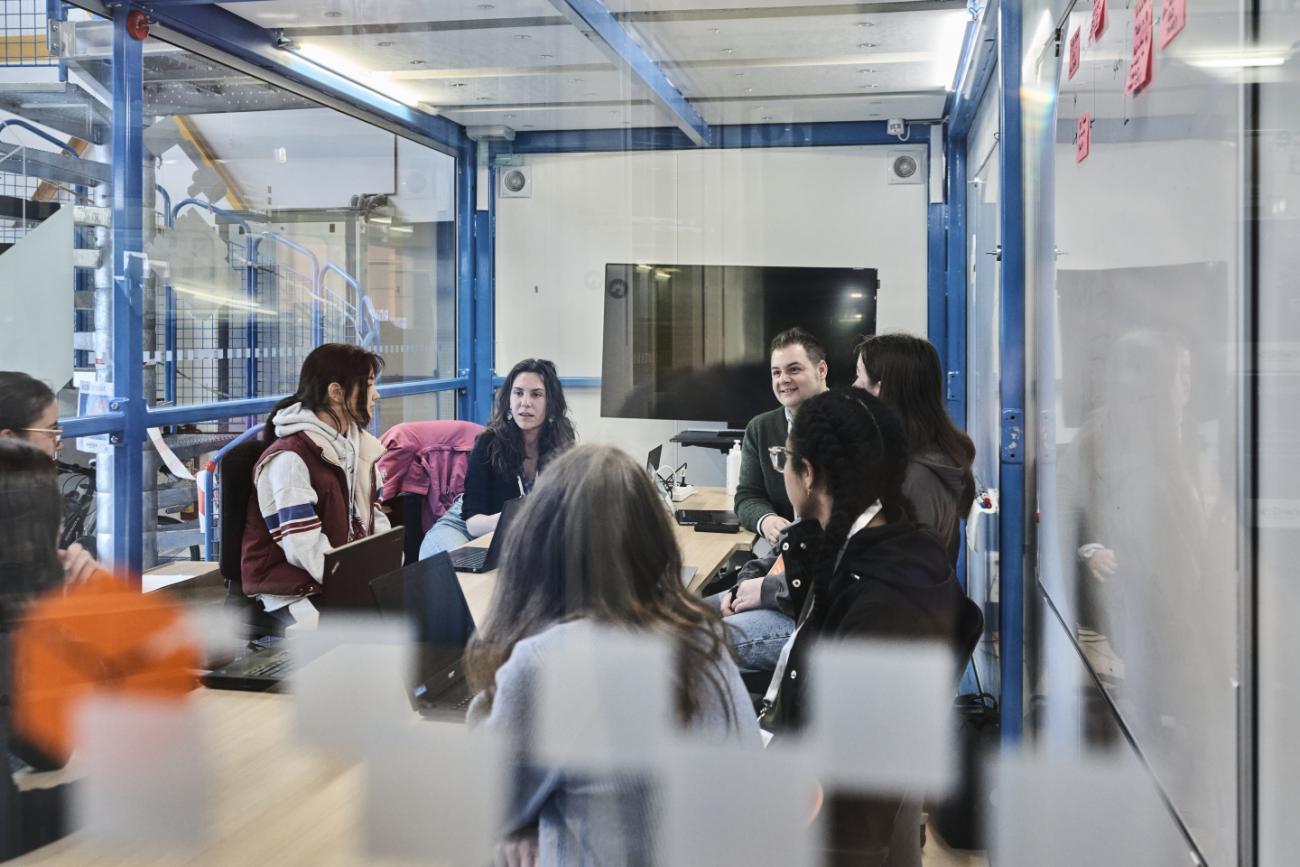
671, 485, 697, 502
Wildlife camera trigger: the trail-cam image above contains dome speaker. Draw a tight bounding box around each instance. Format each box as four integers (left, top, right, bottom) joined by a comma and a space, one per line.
887, 149, 925, 185
499, 166, 532, 198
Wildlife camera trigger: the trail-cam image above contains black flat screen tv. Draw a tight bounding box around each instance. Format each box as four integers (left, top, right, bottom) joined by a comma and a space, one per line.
601, 264, 879, 426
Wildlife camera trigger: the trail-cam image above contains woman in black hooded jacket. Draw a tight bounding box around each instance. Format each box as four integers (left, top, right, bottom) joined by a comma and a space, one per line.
760, 389, 973, 867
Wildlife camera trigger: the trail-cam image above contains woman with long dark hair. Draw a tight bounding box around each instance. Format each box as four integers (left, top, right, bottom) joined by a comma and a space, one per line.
762, 389, 967, 867
0, 372, 61, 458
462, 358, 576, 538
465, 444, 758, 866
853, 333, 976, 562
240, 343, 389, 615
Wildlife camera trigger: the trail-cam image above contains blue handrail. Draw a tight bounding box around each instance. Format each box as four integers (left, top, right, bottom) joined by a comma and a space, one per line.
155, 184, 173, 228
0, 119, 78, 157
171, 197, 252, 233
262, 231, 324, 345
319, 262, 379, 349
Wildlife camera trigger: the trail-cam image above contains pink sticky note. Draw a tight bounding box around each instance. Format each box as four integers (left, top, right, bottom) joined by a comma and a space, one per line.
1068, 28, 1082, 80
1159, 0, 1186, 48
1076, 113, 1091, 163
1125, 0, 1154, 95
1090, 0, 1108, 41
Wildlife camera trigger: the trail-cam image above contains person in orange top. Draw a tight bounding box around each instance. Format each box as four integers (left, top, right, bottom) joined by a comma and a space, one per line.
0, 439, 198, 857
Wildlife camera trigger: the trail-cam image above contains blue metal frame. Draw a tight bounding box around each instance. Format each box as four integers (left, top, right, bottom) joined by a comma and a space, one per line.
943, 143, 968, 428
132, 1, 467, 155
996, 0, 1026, 744
110, 9, 146, 575
543, 0, 711, 146
470, 168, 496, 424
927, 201, 948, 364
0, 118, 80, 156
456, 140, 477, 421
947, 2, 1000, 142
494, 120, 918, 158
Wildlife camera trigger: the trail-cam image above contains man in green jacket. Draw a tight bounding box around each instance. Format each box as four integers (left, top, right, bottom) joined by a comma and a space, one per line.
734, 327, 830, 554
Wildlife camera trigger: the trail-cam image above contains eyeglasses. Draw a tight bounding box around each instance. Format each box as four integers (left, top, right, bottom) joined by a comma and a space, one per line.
20, 426, 63, 446
768, 445, 792, 473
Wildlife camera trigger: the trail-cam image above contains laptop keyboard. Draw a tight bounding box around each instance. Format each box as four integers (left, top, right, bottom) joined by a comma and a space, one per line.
245, 654, 293, 679
452, 547, 488, 570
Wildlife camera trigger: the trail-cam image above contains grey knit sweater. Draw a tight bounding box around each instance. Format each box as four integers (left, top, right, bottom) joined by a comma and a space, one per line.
468, 619, 760, 866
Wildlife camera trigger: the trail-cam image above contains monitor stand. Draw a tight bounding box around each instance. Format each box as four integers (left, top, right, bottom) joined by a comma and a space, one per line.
671, 429, 744, 453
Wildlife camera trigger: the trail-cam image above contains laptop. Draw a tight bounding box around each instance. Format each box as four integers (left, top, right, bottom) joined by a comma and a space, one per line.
320, 525, 405, 609
200, 526, 405, 692
370, 551, 476, 718
675, 509, 739, 527
448, 496, 524, 573
646, 445, 663, 477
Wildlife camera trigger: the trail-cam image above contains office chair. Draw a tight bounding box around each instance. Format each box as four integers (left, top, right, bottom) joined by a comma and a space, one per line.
217, 434, 282, 641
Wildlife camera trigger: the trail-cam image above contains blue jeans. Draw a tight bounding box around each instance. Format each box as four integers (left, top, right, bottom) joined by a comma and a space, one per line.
705, 592, 795, 674
419, 494, 472, 559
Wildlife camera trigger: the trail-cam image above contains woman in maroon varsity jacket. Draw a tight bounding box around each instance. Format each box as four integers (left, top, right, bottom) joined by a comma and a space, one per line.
240, 343, 390, 618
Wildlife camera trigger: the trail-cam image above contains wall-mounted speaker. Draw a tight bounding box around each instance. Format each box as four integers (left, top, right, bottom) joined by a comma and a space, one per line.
499, 166, 532, 198
887, 149, 926, 185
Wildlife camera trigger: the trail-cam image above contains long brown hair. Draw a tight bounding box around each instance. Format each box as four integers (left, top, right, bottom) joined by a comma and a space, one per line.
484, 358, 576, 476
464, 444, 739, 728
855, 333, 976, 512
264, 343, 383, 441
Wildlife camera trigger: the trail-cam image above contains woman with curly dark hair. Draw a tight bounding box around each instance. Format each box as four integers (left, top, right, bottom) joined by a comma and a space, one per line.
462, 358, 577, 538
761, 388, 968, 867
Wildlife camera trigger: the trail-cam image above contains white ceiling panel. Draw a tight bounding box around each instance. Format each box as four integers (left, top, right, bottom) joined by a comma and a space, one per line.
694, 92, 945, 125
224, 0, 559, 29
297, 24, 610, 73
441, 100, 676, 131
225, 0, 971, 128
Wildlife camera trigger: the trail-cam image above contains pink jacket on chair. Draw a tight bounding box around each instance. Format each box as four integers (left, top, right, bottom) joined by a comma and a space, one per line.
377, 420, 484, 533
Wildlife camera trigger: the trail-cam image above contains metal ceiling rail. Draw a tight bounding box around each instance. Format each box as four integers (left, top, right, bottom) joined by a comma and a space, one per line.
544, 0, 713, 147
63, 0, 468, 156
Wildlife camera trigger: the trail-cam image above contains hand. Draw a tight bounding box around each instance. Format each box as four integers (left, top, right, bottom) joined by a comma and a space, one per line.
1086, 548, 1118, 582
496, 833, 538, 867
720, 592, 736, 617
731, 577, 764, 614
58, 543, 100, 586
761, 515, 792, 545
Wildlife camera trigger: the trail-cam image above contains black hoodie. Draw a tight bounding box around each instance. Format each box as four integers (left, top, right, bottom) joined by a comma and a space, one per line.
767, 517, 968, 733
765, 516, 972, 867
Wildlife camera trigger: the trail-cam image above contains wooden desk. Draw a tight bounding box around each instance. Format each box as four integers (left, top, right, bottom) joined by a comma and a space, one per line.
454, 486, 752, 624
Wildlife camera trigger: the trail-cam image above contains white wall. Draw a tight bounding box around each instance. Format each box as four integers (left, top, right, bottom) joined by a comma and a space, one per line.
494, 145, 930, 480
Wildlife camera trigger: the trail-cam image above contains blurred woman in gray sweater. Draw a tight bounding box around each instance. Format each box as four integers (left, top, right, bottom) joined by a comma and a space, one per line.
465, 444, 759, 867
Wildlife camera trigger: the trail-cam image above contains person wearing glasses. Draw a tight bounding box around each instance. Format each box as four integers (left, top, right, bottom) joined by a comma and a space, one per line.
0, 372, 62, 458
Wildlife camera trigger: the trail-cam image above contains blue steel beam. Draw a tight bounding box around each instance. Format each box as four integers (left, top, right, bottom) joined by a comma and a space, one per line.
142, 378, 469, 429
470, 168, 496, 425
996, 0, 1026, 745
96, 1, 466, 155
456, 140, 476, 421
927, 201, 948, 365
110, 9, 146, 576
495, 120, 918, 156
948, 1, 999, 141
543, 0, 712, 147
941, 2, 982, 121
944, 142, 968, 428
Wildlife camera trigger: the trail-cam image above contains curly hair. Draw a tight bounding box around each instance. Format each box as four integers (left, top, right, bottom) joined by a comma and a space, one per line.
484, 358, 577, 477
788, 389, 911, 573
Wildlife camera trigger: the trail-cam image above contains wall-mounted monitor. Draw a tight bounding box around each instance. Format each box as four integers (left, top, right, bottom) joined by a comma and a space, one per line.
601, 264, 878, 426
